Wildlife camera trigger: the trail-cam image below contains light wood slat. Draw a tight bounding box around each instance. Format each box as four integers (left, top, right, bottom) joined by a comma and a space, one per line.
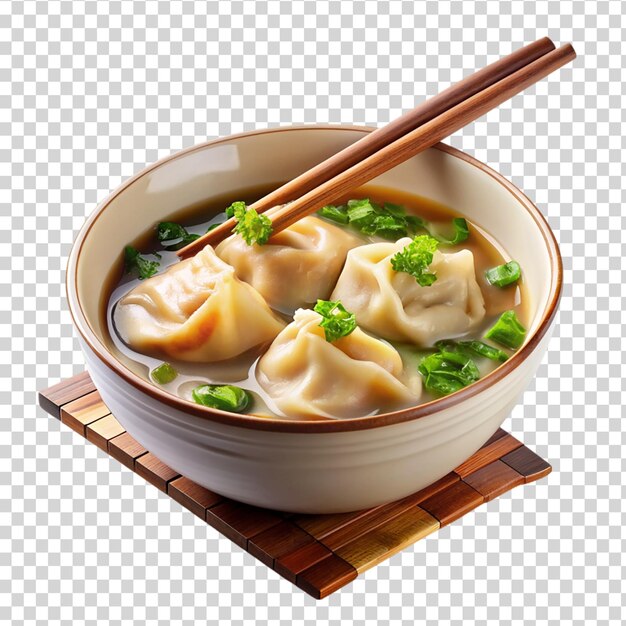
454, 433, 523, 478
135, 453, 180, 492
60, 391, 111, 436
334, 507, 440, 573
85, 414, 125, 452
108, 432, 148, 470
168, 477, 223, 519
39, 371, 96, 419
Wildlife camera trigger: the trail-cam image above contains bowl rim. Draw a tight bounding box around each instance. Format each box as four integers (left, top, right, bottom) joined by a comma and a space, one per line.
67, 124, 562, 433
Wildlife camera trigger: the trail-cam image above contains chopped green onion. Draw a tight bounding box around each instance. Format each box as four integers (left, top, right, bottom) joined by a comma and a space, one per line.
318, 204, 349, 224
192, 384, 251, 413
458, 340, 509, 363
484, 310, 526, 349
390, 235, 439, 286
207, 222, 222, 232
485, 261, 522, 287
156, 222, 200, 250
150, 362, 178, 385
418, 349, 480, 396
313, 299, 357, 343
124, 245, 160, 280
230, 202, 273, 246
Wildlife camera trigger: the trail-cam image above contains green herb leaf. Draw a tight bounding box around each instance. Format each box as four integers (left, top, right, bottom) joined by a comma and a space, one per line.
150, 362, 178, 385
313, 299, 357, 343
191, 384, 251, 413
484, 310, 526, 349
485, 260, 522, 287
318, 204, 349, 224
156, 222, 200, 250
418, 349, 481, 396
124, 245, 160, 280
458, 340, 509, 362
225, 201, 246, 219
427, 217, 469, 245
390, 235, 439, 286
207, 222, 222, 232
230, 202, 273, 245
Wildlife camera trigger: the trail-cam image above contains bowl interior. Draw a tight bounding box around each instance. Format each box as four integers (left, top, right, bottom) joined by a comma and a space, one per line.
72, 126, 559, 383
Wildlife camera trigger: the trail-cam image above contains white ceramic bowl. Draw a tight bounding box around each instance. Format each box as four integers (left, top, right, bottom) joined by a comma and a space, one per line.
67, 125, 561, 513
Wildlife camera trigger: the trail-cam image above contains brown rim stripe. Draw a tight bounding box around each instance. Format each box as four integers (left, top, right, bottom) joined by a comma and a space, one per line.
66, 125, 563, 434
38, 372, 552, 599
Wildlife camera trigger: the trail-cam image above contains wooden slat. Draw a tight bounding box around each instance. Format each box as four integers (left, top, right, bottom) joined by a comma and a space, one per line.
108, 432, 147, 470
454, 433, 523, 478
419, 480, 484, 526
39, 371, 96, 419
481, 428, 508, 448
274, 540, 333, 584
85, 414, 125, 452
135, 452, 180, 492
292, 507, 376, 541
248, 520, 314, 567
296, 554, 358, 599
60, 391, 110, 436
462, 460, 525, 502
334, 507, 440, 573
205, 501, 284, 549
501, 446, 552, 483
168, 477, 223, 519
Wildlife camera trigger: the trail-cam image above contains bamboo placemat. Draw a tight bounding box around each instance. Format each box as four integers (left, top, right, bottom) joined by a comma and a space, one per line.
39, 372, 551, 599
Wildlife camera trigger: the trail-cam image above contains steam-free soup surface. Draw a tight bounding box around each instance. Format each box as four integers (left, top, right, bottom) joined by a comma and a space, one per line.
106, 184, 526, 420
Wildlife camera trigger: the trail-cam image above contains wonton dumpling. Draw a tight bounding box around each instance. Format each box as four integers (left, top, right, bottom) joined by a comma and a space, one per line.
257, 308, 420, 419
114, 245, 285, 362
216, 216, 361, 313
331, 238, 485, 346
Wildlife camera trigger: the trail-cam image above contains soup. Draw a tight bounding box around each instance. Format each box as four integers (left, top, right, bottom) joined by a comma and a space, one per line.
105, 184, 527, 421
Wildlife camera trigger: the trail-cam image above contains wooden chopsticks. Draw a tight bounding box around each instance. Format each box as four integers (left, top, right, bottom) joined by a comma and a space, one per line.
178, 39, 575, 258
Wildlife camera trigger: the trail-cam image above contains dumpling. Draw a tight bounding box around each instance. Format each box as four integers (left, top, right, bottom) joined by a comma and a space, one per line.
216, 215, 361, 313
257, 308, 420, 419
114, 245, 285, 362
331, 238, 485, 346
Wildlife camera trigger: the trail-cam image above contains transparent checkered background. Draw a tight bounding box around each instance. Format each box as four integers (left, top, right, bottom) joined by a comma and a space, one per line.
2, 1, 624, 624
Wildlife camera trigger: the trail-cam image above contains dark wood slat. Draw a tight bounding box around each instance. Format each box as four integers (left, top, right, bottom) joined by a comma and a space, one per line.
85, 414, 125, 452
292, 507, 377, 541
168, 477, 223, 519
135, 453, 180, 492
454, 433, 523, 478
296, 554, 358, 599
205, 501, 284, 549
108, 432, 148, 470
409, 472, 460, 505
39, 371, 96, 418
60, 390, 111, 436
462, 460, 525, 502
419, 480, 484, 526
274, 540, 333, 584
501, 446, 552, 483
248, 520, 314, 567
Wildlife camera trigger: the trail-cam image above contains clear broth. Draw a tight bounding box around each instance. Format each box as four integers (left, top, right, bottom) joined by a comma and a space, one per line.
105, 183, 526, 420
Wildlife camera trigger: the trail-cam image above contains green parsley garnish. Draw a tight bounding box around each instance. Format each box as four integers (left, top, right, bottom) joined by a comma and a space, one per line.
192, 384, 251, 413
317, 198, 470, 244
124, 245, 161, 280
150, 362, 178, 385
484, 310, 527, 349
390, 235, 439, 286
313, 299, 357, 343
485, 261, 522, 287
418, 348, 481, 397
435, 339, 509, 363
229, 201, 273, 246
156, 221, 200, 250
